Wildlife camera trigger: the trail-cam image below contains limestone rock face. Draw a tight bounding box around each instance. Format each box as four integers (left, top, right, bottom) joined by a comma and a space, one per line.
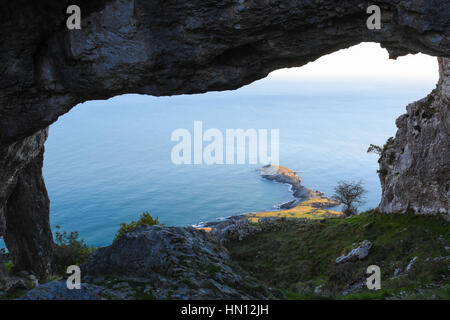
378, 58, 450, 217
0, 0, 448, 274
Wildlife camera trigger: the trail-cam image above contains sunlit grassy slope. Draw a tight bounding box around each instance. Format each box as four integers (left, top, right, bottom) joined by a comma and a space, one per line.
248, 198, 342, 223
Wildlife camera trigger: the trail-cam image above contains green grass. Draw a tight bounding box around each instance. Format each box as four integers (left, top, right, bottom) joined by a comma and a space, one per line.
337, 289, 394, 300
0, 290, 28, 300
226, 211, 449, 300
282, 290, 329, 300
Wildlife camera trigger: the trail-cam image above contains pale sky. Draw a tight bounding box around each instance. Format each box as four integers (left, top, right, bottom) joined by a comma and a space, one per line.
269, 42, 439, 80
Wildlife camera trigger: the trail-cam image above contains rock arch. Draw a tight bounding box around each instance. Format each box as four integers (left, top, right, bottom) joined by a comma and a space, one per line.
0, 0, 448, 276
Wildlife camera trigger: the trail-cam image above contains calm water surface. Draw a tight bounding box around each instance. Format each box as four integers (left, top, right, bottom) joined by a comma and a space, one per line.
1, 76, 437, 248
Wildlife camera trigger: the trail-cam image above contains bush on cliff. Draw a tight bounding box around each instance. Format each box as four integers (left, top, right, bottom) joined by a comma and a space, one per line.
115, 212, 162, 241
51, 226, 97, 276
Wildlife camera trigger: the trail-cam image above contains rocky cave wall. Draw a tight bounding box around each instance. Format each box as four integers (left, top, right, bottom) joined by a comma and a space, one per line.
0, 0, 449, 276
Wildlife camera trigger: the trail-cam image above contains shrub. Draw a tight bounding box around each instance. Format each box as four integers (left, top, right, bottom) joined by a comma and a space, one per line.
51, 226, 97, 276
115, 212, 162, 241
4, 261, 14, 272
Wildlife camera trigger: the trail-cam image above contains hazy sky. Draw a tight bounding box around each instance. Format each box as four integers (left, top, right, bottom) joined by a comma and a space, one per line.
269, 42, 439, 80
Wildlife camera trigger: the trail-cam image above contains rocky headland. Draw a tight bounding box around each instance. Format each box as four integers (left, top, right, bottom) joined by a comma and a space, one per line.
260, 165, 307, 200
249, 165, 341, 222
195, 165, 341, 244
259, 164, 340, 203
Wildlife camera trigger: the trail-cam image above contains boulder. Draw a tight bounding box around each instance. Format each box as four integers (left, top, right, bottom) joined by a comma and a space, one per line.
18, 281, 104, 300
405, 256, 418, 272
336, 240, 372, 264
210, 217, 260, 244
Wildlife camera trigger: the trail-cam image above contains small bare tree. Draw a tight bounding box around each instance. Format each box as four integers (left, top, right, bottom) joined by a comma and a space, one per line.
333, 180, 367, 216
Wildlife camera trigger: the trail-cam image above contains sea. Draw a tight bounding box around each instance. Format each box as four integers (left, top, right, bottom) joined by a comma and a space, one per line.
0, 73, 437, 248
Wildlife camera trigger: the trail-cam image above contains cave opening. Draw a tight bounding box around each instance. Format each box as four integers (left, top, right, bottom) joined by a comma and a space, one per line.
0, 43, 440, 251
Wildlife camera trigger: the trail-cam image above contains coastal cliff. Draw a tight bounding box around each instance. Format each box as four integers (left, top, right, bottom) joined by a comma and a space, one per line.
259, 164, 339, 202
378, 58, 450, 216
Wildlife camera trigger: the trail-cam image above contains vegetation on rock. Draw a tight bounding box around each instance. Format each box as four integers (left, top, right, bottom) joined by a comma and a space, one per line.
51, 226, 97, 276
115, 212, 163, 241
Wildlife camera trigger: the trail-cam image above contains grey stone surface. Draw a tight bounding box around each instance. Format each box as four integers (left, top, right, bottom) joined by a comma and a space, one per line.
336, 240, 372, 264
378, 58, 450, 217
405, 256, 418, 272
18, 281, 104, 300
210, 216, 261, 244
